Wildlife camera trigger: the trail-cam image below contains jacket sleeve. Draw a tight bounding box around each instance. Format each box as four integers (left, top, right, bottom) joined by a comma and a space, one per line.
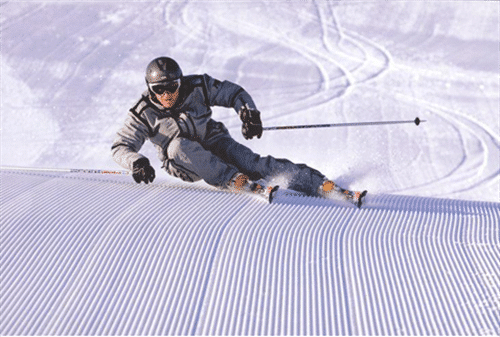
111, 111, 150, 171
203, 74, 257, 113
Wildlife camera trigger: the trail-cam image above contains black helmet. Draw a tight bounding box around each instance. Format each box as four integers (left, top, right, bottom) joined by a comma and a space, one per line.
145, 57, 182, 84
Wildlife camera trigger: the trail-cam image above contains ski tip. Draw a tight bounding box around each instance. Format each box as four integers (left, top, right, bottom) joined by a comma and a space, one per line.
268, 185, 280, 203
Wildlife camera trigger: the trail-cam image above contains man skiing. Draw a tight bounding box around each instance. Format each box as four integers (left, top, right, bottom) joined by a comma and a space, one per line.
112, 56, 365, 205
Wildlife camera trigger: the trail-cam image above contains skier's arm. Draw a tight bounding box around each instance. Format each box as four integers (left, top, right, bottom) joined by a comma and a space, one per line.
203, 74, 257, 113
204, 74, 263, 139
111, 112, 149, 171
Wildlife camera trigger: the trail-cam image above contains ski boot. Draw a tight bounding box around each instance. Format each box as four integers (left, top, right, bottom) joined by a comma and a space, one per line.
228, 173, 250, 192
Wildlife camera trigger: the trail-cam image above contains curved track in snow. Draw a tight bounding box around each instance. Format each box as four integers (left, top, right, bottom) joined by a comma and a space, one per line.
167, 1, 392, 122
386, 88, 500, 199
2, 2, 498, 202
1, 170, 499, 335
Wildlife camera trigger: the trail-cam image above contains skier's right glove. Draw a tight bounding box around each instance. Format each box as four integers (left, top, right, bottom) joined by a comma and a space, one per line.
132, 157, 155, 184
239, 104, 263, 140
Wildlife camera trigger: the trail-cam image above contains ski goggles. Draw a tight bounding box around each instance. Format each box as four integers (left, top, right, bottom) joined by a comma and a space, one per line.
149, 79, 181, 95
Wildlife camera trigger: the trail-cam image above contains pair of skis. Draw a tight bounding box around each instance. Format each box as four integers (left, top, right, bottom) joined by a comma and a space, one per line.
247, 181, 367, 209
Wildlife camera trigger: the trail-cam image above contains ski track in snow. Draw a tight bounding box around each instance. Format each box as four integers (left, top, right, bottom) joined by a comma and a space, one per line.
203, 1, 391, 121
385, 84, 500, 198
1, 170, 499, 335
2, 2, 497, 201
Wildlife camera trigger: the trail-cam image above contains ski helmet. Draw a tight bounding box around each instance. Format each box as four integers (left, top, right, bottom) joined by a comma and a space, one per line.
145, 57, 183, 84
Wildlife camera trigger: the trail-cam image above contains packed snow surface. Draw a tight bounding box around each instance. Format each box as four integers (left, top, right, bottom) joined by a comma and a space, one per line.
1, 170, 499, 335
1, 1, 500, 336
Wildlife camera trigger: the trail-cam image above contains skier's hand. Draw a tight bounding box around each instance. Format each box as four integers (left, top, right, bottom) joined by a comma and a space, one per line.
239, 104, 263, 140
132, 157, 155, 184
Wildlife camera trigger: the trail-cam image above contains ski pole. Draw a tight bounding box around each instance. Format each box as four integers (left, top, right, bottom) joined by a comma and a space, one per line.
0, 166, 130, 175
263, 117, 425, 131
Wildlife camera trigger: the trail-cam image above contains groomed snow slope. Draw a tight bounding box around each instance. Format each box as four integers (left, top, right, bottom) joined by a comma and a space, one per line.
1, 169, 499, 335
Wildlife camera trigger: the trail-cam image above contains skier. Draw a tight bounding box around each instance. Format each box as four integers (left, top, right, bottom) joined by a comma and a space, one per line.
112, 56, 364, 204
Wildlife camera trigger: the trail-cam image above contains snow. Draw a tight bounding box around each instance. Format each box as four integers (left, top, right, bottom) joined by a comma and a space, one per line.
1, 170, 499, 335
1, 1, 499, 335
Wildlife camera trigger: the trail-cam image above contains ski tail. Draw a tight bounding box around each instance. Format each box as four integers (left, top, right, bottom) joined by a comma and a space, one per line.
250, 182, 280, 203
355, 190, 368, 208
268, 185, 280, 203
341, 189, 368, 208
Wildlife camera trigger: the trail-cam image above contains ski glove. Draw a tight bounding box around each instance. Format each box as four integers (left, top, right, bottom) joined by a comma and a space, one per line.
239, 104, 263, 140
132, 157, 155, 184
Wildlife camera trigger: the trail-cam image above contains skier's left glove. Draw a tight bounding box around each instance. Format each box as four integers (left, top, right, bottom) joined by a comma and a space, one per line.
239, 104, 263, 140
132, 157, 155, 184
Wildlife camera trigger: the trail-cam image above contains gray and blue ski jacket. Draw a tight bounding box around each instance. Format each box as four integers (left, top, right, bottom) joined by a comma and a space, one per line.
111, 74, 256, 171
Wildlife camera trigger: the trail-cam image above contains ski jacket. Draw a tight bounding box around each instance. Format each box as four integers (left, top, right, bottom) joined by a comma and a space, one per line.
112, 74, 257, 171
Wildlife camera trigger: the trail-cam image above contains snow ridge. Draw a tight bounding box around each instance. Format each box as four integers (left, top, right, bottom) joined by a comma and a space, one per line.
1, 170, 499, 335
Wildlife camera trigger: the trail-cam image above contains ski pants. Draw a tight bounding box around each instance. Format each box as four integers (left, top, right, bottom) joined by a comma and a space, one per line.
164, 133, 326, 196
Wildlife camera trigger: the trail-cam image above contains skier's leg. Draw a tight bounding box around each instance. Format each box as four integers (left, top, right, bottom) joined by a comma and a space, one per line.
165, 137, 239, 187
208, 135, 326, 196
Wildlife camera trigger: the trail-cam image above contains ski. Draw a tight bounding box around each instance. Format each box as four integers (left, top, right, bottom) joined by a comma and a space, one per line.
337, 189, 367, 208
333, 187, 367, 209
269, 186, 280, 203
250, 182, 280, 203
321, 181, 367, 208
352, 190, 368, 208
231, 179, 365, 207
